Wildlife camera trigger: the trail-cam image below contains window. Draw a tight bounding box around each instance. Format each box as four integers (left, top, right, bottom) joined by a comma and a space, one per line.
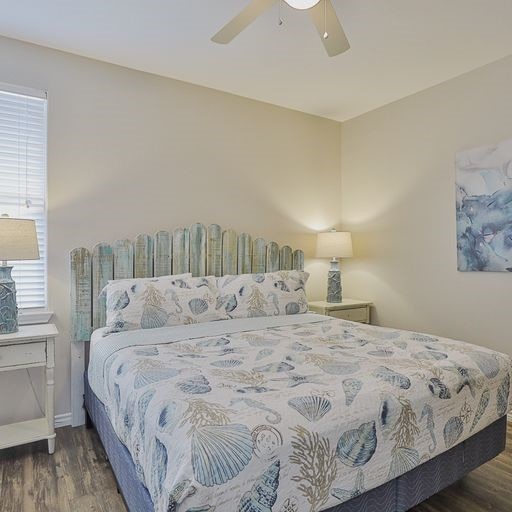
0, 84, 47, 309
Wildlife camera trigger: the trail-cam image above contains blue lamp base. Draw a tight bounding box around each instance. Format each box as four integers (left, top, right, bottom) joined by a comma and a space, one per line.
326, 258, 342, 303
0, 266, 18, 334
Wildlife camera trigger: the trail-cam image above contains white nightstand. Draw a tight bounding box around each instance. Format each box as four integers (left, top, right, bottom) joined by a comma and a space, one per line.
0, 324, 58, 454
309, 299, 372, 324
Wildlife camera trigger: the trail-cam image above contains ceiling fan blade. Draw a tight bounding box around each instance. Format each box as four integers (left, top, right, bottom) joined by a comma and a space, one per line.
309, 0, 350, 57
212, 0, 278, 44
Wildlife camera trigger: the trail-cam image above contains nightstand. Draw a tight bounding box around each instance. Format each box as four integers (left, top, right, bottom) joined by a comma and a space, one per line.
309, 299, 372, 324
0, 324, 58, 454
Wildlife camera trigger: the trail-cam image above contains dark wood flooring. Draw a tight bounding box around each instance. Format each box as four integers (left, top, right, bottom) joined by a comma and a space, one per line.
0, 422, 510, 512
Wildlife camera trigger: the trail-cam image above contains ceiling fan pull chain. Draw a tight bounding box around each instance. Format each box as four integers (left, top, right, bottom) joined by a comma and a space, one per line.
323, 0, 329, 39
278, 0, 284, 26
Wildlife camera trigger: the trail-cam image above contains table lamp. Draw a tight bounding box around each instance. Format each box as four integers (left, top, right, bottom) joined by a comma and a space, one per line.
0, 214, 40, 334
316, 230, 353, 303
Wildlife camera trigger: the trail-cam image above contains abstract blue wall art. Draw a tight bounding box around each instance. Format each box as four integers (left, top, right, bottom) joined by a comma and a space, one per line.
456, 138, 512, 272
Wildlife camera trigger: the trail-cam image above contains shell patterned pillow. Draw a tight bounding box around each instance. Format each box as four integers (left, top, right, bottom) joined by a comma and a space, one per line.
104, 274, 228, 335
216, 270, 309, 319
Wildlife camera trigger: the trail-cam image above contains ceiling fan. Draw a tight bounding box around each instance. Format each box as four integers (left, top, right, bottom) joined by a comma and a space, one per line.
212, 0, 350, 57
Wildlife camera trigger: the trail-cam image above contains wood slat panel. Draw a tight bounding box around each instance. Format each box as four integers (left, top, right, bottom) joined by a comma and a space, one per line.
70, 248, 92, 342
237, 233, 252, 274
134, 234, 153, 278
112, 240, 133, 280
92, 243, 113, 330
172, 228, 190, 274
279, 245, 293, 270
266, 241, 280, 272
70, 225, 307, 346
154, 231, 171, 277
207, 224, 222, 277
222, 229, 238, 275
190, 223, 207, 277
293, 249, 305, 271
252, 238, 266, 273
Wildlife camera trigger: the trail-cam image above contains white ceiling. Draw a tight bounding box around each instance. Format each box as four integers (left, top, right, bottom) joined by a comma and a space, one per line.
1, 0, 512, 121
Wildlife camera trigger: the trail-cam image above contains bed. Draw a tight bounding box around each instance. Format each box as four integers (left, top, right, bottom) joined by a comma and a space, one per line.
70, 223, 512, 512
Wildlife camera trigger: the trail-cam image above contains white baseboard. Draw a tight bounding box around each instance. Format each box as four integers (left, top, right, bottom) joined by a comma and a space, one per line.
55, 412, 72, 428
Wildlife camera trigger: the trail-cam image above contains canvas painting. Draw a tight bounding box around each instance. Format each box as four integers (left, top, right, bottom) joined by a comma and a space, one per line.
456, 138, 512, 272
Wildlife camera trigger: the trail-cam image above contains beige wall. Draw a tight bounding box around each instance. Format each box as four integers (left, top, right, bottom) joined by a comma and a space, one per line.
6, 33, 509, 428
0, 36, 342, 425
341, 55, 512, 357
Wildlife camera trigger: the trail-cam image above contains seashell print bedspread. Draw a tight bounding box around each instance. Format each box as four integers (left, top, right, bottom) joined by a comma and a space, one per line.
88, 314, 512, 512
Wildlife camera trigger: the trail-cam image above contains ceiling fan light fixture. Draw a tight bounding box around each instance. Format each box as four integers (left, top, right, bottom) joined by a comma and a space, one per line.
284, 0, 322, 10
212, 0, 350, 57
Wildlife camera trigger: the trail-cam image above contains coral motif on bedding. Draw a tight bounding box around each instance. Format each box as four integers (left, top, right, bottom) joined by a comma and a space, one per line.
216, 271, 309, 319
95, 317, 512, 512
290, 425, 337, 511
104, 275, 228, 335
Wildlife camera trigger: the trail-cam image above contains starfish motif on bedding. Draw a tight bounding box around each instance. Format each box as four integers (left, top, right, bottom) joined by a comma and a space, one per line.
452, 366, 480, 398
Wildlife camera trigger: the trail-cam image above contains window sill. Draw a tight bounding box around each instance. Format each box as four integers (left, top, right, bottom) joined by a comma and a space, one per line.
18, 309, 54, 325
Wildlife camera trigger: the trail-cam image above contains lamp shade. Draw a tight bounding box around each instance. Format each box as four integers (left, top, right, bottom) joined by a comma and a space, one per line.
0, 216, 40, 261
316, 231, 353, 258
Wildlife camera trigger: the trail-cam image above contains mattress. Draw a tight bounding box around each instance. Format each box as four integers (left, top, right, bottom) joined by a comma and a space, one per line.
88, 314, 512, 512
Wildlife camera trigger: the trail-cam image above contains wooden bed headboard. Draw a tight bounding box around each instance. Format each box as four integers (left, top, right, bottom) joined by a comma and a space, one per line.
70, 222, 305, 343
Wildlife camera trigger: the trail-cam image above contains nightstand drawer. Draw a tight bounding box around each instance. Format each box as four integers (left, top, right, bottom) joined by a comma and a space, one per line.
0, 341, 46, 368
329, 307, 368, 322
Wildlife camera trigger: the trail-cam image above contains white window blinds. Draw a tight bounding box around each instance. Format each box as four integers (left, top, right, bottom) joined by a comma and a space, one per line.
0, 85, 47, 309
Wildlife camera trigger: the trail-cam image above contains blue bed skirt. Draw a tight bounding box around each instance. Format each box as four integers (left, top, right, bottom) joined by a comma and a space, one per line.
84, 375, 506, 512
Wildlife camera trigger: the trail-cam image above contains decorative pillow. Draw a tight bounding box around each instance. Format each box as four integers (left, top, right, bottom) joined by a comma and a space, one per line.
99, 273, 191, 303
104, 274, 228, 335
216, 270, 309, 319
